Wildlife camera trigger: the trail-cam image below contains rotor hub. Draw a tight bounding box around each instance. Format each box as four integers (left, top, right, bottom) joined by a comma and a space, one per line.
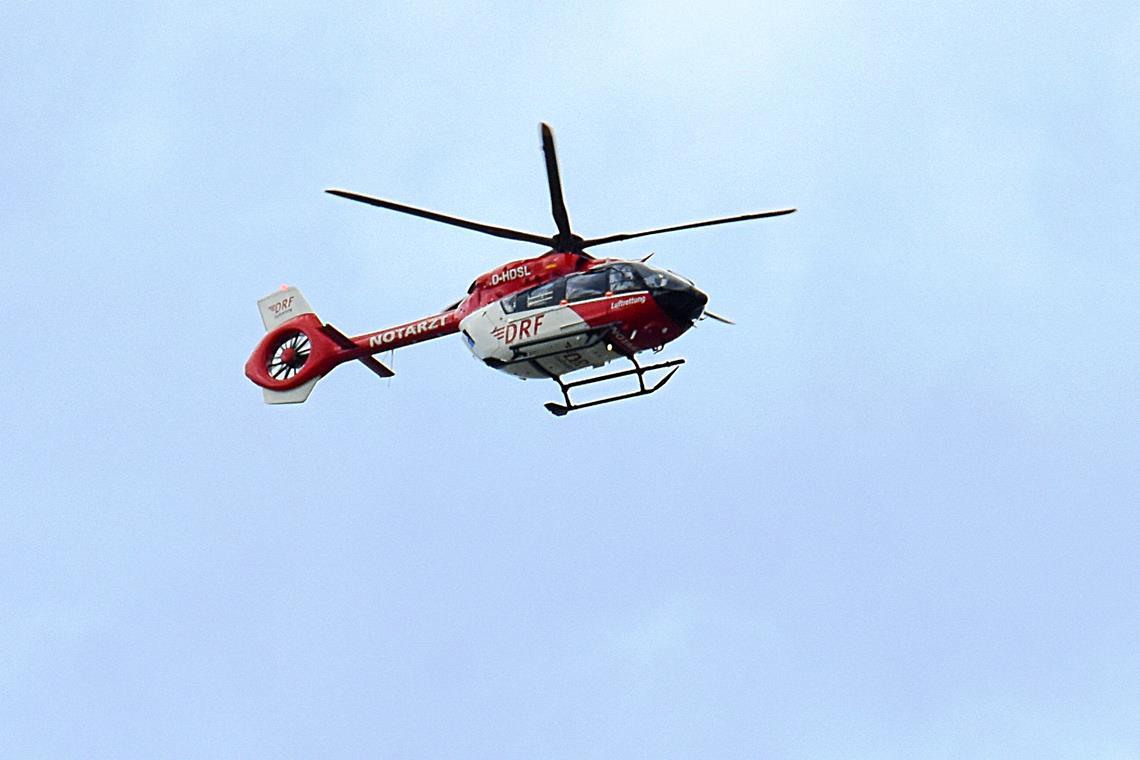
267, 331, 311, 381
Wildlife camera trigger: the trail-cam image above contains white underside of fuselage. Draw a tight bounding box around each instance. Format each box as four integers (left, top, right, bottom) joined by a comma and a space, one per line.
459, 297, 628, 379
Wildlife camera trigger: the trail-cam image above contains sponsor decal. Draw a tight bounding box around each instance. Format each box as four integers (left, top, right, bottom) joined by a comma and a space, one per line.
490, 264, 531, 286
492, 313, 546, 344
610, 295, 647, 310
368, 315, 448, 347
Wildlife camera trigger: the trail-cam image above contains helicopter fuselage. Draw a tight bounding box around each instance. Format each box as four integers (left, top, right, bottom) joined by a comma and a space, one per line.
455, 252, 705, 379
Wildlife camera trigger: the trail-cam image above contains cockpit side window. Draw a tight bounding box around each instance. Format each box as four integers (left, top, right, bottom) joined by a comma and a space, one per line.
565, 271, 609, 302
609, 264, 645, 293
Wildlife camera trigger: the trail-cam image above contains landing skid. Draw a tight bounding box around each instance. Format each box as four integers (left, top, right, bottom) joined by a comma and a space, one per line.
539, 354, 685, 416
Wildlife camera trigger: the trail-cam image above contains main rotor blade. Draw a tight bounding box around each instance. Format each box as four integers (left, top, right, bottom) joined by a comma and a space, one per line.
540, 123, 574, 242
580, 208, 796, 249
326, 188, 553, 247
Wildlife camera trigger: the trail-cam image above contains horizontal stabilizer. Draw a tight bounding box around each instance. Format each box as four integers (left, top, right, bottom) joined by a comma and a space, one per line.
321, 323, 395, 378
358, 355, 396, 378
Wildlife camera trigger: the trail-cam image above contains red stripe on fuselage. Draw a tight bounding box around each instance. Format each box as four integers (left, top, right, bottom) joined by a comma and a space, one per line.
566, 292, 692, 352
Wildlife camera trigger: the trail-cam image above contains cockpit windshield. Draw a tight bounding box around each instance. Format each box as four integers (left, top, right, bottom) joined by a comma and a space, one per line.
608, 263, 644, 293
630, 263, 689, 291
638, 269, 668, 289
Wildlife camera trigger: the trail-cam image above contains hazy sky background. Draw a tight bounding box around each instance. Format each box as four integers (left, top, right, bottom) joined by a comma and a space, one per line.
3, 2, 1137, 757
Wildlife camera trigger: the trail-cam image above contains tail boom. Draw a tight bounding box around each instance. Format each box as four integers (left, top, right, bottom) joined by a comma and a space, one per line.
351, 311, 461, 353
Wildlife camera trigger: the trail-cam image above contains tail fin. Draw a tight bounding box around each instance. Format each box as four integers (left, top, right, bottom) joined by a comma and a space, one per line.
252, 286, 322, 405
258, 286, 315, 331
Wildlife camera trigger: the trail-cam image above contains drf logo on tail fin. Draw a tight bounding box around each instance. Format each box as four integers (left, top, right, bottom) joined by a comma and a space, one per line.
493, 313, 546, 344
267, 295, 295, 316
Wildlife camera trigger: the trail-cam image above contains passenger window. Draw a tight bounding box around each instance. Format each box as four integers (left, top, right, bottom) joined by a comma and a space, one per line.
565, 271, 609, 302
609, 264, 644, 293
523, 280, 562, 310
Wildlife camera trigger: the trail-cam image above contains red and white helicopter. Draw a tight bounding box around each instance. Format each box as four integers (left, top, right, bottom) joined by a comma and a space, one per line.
245, 124, 794, 415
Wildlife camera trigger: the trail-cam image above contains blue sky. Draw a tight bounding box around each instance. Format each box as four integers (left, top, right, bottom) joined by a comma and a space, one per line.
2, 2, 1137, 757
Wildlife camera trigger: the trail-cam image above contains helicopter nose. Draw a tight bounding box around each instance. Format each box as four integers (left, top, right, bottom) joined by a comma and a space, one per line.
653, 283, 709, 324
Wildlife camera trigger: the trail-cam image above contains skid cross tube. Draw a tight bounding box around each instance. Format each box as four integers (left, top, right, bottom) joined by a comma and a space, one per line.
540, 354, 685, 416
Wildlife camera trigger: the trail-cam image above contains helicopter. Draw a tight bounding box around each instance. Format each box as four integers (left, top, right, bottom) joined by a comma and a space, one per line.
244, 124, 794, 415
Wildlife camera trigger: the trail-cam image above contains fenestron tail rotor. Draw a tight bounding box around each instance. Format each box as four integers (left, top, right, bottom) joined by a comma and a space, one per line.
327, 123, 794, 255
267, 331, 311, 381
